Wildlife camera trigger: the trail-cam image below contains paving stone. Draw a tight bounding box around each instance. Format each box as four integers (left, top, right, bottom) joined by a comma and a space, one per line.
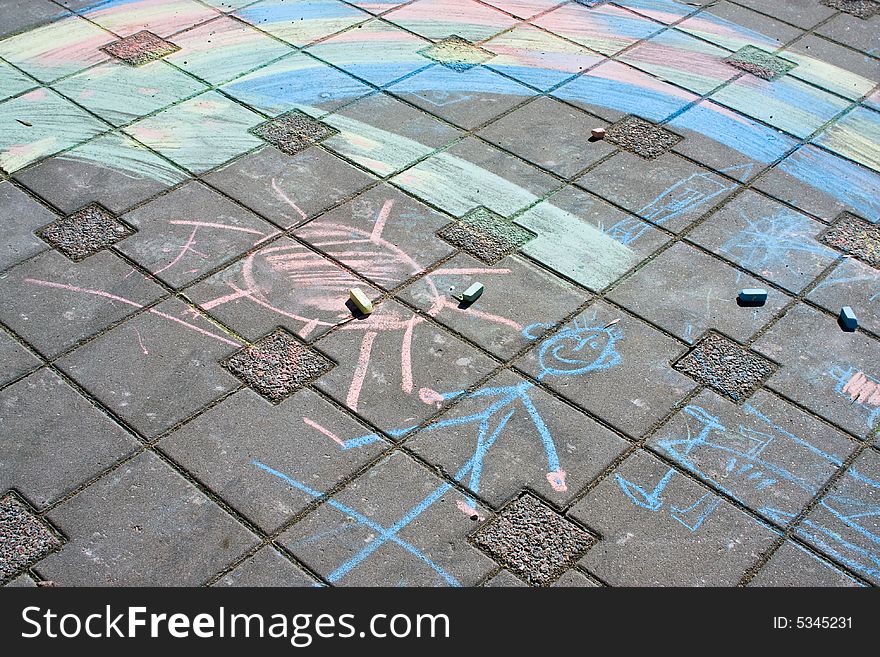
677, 1, 804, 52
709, 74, 851, 141
251, 111, 339, 156
235, 0, 371, 46
294, 184, 456, 290
0, 369, 140, 509
0, 88, 110, 174
532, 2, 661, 56
221, 328, 335, 403
688, 190, 840, 293
0, 181, 56, 270
667, 100, 798, 181
187, 236, 381, 342
576, 152, 740, 234
313, 299, 496, 432
82, 0, 218, 38
650, 388, 855, 527
815, 11, 880, 54
570, 449, 780, 585
748, 541, 862, 587
305, 19, 432, 87
161, 388, 386, 532
388, 65, 535, 130
398, 252, 585, 360
101, 30, 181, 66
753, 145, 880, 223
618, 29, 739, 96
279, 451, 496, 586
0, 15, 114, 83
14, 133, 189, 216
814, 106, 880, 175
436, 207, 535, 264
483, 25, 603, 92
781, 34, 879, 100
419, 35, 495, 71
204, 145, 376, 229
482, 569, 528, 586
391, 136, 558, 219
125, 91, 265, 174
0, 60, 37, 102
0, 250, 165, 358
56, 298, 242, 438
820, 211, 880, 267
0, 0, 67, 40
794, 449, 880, 584
823, 0, 879, 18
673, 333, 776, 402
384, 0, 517, 42
3, 573, 38, 587
472, 493, 595, 586
214, 546, 315, 587
603, 115, 682, 160
320, 92, 463, 176
552, 59, 701, 124
731, 0, 836, 29
37, 203, 135, 262
0, 492, 61, 583
608, 242, 791, 344
116, 181, 278, 288
38, 451, 258, 585
515, 301, 697, 437
751, 303, 880, 438
724, 45, 797, 80
479, 97, 616, 178
220, 51, 372, 118
165, 16, 291, 85
808, 258, 880, 335
407, 369, 629, 507
480, 0, 564, 19
0, 330, 40, 386
552, 569, 600, 587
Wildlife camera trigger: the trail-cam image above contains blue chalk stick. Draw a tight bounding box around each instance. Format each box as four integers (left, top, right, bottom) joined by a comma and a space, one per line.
738, 288, 768, 305
840, 307, 858, 331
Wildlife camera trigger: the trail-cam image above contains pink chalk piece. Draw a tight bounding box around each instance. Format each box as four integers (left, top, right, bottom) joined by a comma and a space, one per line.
591, 127, 606, 140
546, 469, 568, 493
456, 500, 485, 521
843, 371, 880, 406
419, 387, 444, 406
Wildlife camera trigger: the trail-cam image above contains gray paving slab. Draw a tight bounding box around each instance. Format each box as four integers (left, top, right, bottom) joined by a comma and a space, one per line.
570, 449, 780, 586
397, 252, 586, 360
515, 300, 697, 438
0, 180, 56, 271
313, 299, 497, 432
794, 448, 880, 584
407, 368, 629, 507
481, 568, 528, 587
213, 546, 316, 587
0, 0, 67, 40
752, 303, 880, 438
0, 368, 140, 509
815, 10, 880, 54
117, 181, 279, 288
0, 249, 165, 358
551, 569, 601, 587
279, 451, 496, 586
478, 97, 616, 178
204, 145, 376, 229
294, 184, 456, 291
0, 330, 40, 386
38, 451, 259, 585
748, 541, 863, 586
185, 236, 383, 342
576, 152, 741, 234
688, 190, 840, 293
160, 388, 388, 533
609, 242, 791, 344
732, 0, 837, 29
56, 297, 242, 438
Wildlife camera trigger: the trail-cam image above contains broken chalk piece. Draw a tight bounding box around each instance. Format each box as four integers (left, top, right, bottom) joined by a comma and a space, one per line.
349, 288, 373, 315
460, 282, 484, 303
839, 307, 858, 332
738, 288, 767, 305
591, 127, 606, 140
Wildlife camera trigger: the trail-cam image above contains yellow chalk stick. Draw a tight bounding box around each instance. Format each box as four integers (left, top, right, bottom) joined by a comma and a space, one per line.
349, 288, 373, 315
